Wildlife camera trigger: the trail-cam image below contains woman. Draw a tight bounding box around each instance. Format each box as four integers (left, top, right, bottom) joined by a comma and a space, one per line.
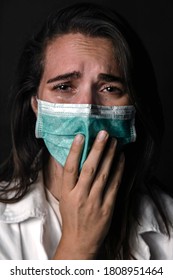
0, 2, 173, 259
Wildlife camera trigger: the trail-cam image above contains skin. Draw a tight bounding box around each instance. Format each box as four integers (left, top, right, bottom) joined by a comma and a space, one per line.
31, 33, 129, 259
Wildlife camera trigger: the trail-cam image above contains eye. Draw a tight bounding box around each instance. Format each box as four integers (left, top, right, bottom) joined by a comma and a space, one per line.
101, 85, 124, 95
52, 83, 72, 92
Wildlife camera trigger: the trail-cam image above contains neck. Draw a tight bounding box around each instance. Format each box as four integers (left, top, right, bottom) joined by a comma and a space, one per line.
43, 156, 63, 201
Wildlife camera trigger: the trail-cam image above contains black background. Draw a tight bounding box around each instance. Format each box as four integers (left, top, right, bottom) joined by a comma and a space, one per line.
0, 0, 173, 187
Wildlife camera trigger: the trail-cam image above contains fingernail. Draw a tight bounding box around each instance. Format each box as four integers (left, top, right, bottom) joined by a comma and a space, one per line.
97, 130, 108, 141
74, 134, 84, 144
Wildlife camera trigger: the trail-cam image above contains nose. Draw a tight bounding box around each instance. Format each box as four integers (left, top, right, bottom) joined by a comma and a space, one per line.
77, 85, 97, 105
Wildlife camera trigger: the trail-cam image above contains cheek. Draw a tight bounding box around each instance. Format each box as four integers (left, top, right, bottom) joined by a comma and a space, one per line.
123, 94, 132, 105
111, 94, 131, 106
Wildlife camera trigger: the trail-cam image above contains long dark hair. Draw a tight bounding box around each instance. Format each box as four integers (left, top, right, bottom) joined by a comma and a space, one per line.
0, 2, 169, 259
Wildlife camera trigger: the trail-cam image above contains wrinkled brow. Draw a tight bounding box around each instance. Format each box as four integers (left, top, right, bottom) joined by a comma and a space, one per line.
47, 71, 81, 83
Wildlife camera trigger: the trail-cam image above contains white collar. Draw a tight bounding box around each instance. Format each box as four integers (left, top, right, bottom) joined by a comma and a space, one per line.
0, 172, 48, 223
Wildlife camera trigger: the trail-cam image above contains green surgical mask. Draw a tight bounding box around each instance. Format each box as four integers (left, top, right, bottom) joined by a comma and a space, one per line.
35, 99, 136, 169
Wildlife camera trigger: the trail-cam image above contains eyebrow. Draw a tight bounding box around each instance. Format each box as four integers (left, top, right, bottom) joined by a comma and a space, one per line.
98, 73, 125, 84
47, 71, 124, 84
47, 71, 81, 83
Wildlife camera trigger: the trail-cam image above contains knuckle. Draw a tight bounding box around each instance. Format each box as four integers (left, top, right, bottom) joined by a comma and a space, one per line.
82, 163, 95, 176
101, 173, 108, 183
96, 172, 108, 184
87, 201, 99, 214
114, 179, 120, 188
102, 205, 112, 218
64, 164, 77, 175
75, 197, 84, 207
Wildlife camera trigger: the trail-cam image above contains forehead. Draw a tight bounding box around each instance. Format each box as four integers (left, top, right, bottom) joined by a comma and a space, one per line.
46, 33, 116, 53
43, 33, 118, 71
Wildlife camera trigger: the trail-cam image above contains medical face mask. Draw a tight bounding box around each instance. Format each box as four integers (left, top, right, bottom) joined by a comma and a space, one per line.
35, 99, 136, 169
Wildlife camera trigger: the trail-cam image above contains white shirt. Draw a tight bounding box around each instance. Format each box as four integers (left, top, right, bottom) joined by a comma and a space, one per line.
0, 172, 173, 259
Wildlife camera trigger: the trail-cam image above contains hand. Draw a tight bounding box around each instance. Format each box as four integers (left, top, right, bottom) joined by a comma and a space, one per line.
53, 130, 125, 259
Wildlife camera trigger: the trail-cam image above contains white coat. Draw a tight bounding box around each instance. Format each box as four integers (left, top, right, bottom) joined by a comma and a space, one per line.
0, 172, 173, 259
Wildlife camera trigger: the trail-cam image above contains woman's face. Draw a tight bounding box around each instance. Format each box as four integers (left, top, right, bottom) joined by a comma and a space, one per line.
37, 33, 130, 106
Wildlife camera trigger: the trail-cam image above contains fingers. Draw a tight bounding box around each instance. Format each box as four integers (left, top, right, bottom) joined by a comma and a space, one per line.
63, 134, 84, 191
102, 153, 125, 210
76, 130, 109, 196
88, 138, 117, 200
63, 129, 124, 204
63, 130, 109, 194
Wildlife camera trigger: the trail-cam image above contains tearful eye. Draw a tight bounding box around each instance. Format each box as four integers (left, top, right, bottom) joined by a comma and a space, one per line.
59, 85, 68, 90
52, 84, 71, 91
105, 86, 116, 92
50, 82, 77, 100
102, 86, 124, 95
